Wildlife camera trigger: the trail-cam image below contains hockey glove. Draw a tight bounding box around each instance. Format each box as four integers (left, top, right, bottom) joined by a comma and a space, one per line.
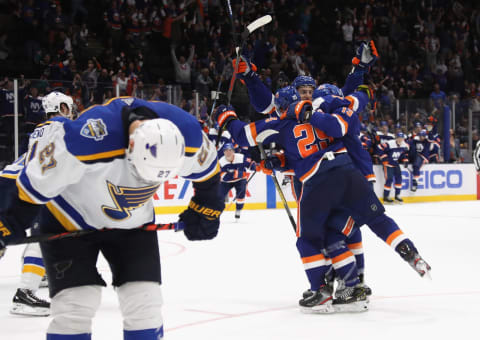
356, 85, 376, 111
180, 197, 224, 241
0, 218, 14, 258
283, 100, 313, 123
212, 104, 238, 131
232, 56, 257, 80
258, 153, 286, 175
179, 174, 225, 241
352, 40, 379, 69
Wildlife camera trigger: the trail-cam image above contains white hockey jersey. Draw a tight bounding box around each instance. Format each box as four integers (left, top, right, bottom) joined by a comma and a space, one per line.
15, 97, 219, 232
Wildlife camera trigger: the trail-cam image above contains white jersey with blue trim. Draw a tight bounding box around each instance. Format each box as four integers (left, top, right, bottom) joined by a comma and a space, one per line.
16, 97, 219, 232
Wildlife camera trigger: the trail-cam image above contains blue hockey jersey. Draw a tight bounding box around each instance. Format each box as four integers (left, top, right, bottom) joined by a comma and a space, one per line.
378, 140, 409, 166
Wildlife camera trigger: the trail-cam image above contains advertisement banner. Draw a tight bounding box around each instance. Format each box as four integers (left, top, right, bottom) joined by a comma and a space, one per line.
153, 171, 266, 214
154, 164, 477, 215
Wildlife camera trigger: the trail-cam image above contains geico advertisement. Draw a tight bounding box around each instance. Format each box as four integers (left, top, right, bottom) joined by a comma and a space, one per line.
373, 163, 477, 197
153, 171, 266, 212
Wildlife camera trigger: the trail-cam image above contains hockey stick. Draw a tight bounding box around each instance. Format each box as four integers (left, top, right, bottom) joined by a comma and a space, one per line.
225, 169, 257, 211
9, 222, 185, 245
227, 14, 272, 105
216, 13, 272, 147
255, 131, 297, 232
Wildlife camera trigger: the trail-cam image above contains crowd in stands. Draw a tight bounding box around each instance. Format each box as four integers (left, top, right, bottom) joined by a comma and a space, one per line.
0, 0, 479, 165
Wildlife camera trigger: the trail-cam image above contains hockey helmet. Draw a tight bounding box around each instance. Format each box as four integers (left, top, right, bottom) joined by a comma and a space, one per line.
274, 86, 299, 114
42, 91, 74, 119
313, 83, 344, 100
396, 132, 406, 139
127, 118, 186, 183
292, 75, 316, 89
418, 129, 428, 137
223, 142, 235, 150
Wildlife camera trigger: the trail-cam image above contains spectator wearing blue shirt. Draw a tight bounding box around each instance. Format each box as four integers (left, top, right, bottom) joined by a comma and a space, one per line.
430, 83, 446, 109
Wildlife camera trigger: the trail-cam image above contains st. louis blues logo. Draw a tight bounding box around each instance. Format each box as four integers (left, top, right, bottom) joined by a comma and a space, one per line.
80, 119, 108, 141
102, 181, 160, 220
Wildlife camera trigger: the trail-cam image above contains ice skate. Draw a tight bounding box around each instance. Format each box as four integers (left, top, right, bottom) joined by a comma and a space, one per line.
299, 286, 334, 314
39, 274, 48, 288
383, 197, 394, 204
333, 285, 369, 312
235, 209, 241, 221
10, 288, 50, 316
396, 241, 432, 279
358, 274, 372, 297
411, 180, 418, 192
394, 196, 403, 204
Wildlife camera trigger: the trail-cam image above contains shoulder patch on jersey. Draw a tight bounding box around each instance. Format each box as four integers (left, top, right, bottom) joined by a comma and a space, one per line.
121, 98, 135, 106
80, 118, 108, 141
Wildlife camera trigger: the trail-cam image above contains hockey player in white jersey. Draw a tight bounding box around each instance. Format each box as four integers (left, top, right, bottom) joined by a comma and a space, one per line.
4, 91, 74, 317
0, 97, 224, 340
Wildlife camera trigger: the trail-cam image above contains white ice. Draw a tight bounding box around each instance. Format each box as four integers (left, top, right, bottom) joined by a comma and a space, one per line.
1, 201, 480, 340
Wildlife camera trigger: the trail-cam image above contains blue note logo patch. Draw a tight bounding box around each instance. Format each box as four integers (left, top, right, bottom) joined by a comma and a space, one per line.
102, 181, 160, 220
81, 119, 108, 141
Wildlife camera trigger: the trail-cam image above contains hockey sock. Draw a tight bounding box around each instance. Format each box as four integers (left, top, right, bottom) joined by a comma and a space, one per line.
296, 238, 330, 291
395, 186, 401, 197
124, 327, 164, 340
347, 229, 364, 275
383, 188, 391, 199
327, 241, 359, 287
47, 334, 91, 340
367, 214, 408, 250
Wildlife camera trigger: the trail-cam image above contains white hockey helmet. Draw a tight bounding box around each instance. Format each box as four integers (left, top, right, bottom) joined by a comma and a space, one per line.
42, 91, 74, 119
127, 118, 186, 183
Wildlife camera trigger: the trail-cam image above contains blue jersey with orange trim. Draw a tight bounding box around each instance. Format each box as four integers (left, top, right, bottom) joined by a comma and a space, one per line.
226, 106, 358, 182
242, 70, 365, 116
312, 92, 375, 182
15, 97, 219, 232
408, 136, 430, 160
378, 140, 409, 166
219, 153, 255, 183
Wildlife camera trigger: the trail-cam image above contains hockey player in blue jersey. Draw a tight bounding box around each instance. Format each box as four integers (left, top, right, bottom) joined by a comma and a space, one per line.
378, 132, 410, 203
0, 97, 224, 340
219, 143, 256, 220
408, 129, 430, 192
213, 98, 431, 313
232, 40, 379, 115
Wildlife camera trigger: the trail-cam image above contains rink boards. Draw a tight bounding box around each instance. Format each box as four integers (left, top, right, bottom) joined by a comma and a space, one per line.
153, 163, 478, 214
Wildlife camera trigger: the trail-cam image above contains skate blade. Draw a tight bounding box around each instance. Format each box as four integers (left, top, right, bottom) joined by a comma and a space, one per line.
10, 303, 50, 317
300, 303, 335, 314
333, 300, 369, 313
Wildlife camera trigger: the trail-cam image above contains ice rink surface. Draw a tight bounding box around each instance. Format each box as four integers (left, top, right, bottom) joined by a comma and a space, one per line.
1, 201, 480, 339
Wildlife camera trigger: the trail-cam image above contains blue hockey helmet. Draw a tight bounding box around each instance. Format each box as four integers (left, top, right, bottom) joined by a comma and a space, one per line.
223, 142, 235, 150
292, 75, 316, 89
419, 129, 428, 137
380, 120, 388, 126
396, 132, 406, 139
274, 86, 299, 113
313, 83, 344, 100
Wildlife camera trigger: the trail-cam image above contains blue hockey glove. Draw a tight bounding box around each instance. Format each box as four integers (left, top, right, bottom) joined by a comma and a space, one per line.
352, 40, 379, 69
283, 100, 313, 123
232, 55, 257, 80
258, 153, 286, 175
212, 104, 238, 131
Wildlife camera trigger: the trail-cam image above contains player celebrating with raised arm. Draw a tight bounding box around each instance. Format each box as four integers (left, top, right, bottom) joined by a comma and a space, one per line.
0, 97, 224, 340
213, 96, 431, 314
